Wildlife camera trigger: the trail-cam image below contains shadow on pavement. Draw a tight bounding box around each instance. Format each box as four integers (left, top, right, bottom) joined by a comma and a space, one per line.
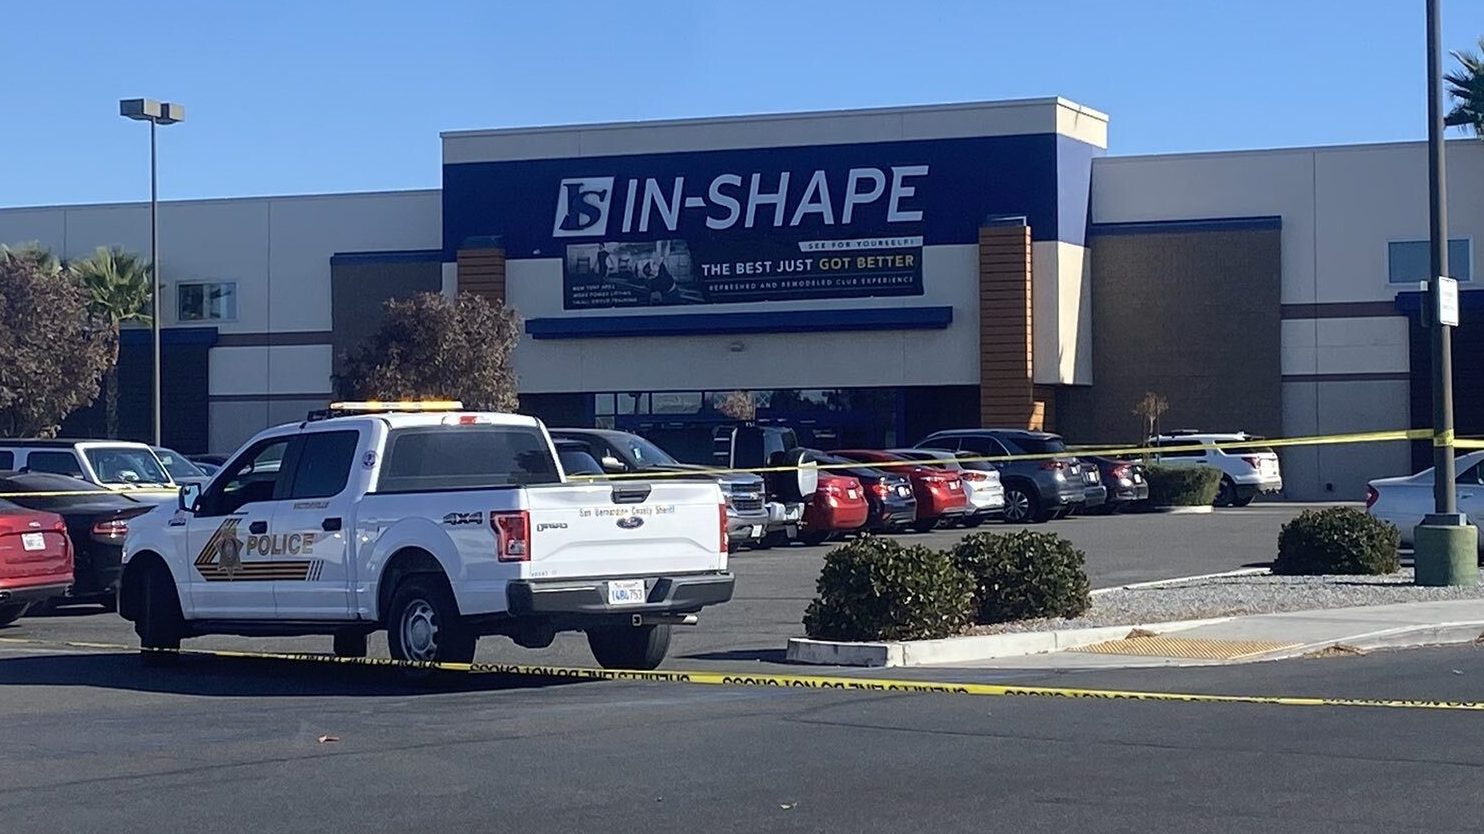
682, 648, 788, 663
0, 652, 594, 698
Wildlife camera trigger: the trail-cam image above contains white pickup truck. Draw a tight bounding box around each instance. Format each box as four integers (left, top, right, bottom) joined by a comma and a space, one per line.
118, 405, 734, 670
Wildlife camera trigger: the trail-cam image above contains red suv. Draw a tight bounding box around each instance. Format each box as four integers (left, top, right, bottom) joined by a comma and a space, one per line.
799, 471, 869, 546
830, 450, 969, 533
0, 500, 72, 626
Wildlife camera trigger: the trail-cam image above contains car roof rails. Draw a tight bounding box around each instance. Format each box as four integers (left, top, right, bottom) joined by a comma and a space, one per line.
306, 400, 464, 422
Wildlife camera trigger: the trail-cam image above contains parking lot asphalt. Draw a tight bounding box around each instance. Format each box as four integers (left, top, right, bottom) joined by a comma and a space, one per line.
2, 637, 1481, 834
0, 504, 1314, 675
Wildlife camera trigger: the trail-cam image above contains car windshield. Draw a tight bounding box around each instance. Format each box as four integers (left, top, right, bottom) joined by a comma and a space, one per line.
84, 447, 171, 486
153, 448, 206, 479
622, 435, 680, 468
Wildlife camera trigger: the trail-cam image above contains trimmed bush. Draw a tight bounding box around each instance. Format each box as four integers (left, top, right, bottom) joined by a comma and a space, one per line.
803, 536, 974, 642
1145, 465, 1222, 506
1273, 507, 1401, 576
950, 531, 1092, 624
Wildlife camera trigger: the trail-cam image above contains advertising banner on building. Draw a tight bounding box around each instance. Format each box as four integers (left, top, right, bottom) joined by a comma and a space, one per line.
562, 234, 923, 309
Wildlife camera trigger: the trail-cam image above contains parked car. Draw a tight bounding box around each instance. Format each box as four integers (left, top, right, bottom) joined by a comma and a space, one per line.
1368, 452, 1484, 550
830, 449, 970, 533
914, 429, 1086, 523
0, 472, 155, 610
550, 427, 770, 551
1148, 431, 1283, 506
1073, 460, 1108, 515
189, 454, 228, 472
1083, 455, 1151, 512
798, 471, 869, 546
889, 449, 1004, 526
0, 440, 176, 499
804, 452, 917, 532
0, 500, 72, 626
123, 403, 733, 670
152, 447, 212, 487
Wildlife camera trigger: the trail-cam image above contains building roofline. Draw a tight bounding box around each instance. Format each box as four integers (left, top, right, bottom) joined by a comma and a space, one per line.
1100, 135, 1483, 164
440, 97, 1108, 140
0, 187, 440, 215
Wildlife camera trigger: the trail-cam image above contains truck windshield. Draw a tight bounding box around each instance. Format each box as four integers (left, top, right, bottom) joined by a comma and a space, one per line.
377, 426, 562, 492
623, 436, 680, 468
85, 447, 172, 486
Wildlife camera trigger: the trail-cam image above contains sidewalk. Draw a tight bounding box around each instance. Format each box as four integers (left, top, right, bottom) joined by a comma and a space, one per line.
926, 599, 1484, 669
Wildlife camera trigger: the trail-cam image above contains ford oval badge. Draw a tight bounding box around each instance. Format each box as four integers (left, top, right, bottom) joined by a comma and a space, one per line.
616, 515, 645, 530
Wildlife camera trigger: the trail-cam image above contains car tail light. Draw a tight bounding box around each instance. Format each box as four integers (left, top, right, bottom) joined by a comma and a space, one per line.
1366, 486, 1379, 510
961, 471, 987, 482
491, 510, 530, 561
1242, 456, 1262, 469
1040, 460, 1068, 471
1111, 464, 1131, 479
93, 518, 130, 538
719, 502, 729, 554
871, 482, 890, 499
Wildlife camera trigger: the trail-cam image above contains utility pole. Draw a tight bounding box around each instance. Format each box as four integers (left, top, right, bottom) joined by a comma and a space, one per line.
1413, 0, 1477, 586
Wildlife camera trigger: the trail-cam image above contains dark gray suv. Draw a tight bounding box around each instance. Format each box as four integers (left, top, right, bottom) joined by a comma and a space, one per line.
914, 429, 1086, 523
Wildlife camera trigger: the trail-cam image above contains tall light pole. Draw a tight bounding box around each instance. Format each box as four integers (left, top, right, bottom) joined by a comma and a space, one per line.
119, 98, 185, 447
1413, 0, 1477, 586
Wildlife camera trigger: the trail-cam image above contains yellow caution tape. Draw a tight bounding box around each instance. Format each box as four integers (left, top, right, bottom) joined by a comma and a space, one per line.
1434, 429, 1457, 447
2, 637, 1481, 712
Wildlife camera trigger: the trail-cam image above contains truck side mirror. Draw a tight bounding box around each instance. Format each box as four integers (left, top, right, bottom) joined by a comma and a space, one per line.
178, 483, 201, 513
600, 455, 626, 474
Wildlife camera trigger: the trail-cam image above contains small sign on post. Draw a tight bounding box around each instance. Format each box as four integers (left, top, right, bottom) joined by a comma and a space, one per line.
1438, 275, 1460, 327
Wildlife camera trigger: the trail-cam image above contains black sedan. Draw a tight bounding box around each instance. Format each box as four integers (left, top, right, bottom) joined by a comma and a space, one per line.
1083, 455, 1151, 512
0, 471, 156, 610
804, 451, 917, 532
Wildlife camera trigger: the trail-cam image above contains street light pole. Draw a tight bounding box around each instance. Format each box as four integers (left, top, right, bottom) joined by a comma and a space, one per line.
1413, 0, 1477, 586
119, 98, 184, 448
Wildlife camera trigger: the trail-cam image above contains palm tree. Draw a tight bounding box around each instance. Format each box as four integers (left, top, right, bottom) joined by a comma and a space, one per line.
71, 246, 152, 439
1445, 37, 1484, 136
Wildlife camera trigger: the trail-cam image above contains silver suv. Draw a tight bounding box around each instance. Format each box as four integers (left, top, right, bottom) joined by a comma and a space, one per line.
915, 429, 1088, 523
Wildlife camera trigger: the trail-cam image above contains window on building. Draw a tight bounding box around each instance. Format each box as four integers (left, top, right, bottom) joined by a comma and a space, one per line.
1388, 239, 1471, 284
177, 281, 238, 321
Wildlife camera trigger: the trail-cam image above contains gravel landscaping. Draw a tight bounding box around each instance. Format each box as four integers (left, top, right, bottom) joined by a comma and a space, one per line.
967, 568, 1484, 634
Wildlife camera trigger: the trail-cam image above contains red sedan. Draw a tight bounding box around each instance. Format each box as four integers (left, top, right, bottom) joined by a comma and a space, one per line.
799, 472, 869, 546
0, 500, 72, 626
830, 449, 970, 533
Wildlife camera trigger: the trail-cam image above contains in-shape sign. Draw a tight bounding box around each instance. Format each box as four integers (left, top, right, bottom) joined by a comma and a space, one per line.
550, 166, 929, 238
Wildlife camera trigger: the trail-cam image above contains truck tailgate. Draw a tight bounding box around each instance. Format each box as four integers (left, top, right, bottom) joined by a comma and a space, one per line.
523, 481, 724, 580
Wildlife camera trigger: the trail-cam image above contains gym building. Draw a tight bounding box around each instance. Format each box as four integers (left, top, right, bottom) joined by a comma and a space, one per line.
2, 97, 1481, 500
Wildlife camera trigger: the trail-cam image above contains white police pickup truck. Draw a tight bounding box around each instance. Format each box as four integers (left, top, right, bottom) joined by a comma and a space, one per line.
119, 403, 734, 670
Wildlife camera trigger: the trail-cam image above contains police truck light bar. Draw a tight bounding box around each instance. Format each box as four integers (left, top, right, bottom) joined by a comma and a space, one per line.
307, 400, 465, 421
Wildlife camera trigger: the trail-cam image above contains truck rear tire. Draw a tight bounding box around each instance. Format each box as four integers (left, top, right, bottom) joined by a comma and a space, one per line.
136, 564, 183, 667
386, 576, 476, 667
587, 623, 671, 670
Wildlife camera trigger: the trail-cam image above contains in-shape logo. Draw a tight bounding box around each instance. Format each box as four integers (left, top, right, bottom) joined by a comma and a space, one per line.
616, 515, 645, 530
553, 176, 615, 237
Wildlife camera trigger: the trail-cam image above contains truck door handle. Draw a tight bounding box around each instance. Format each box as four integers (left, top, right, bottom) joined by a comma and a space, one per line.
321, 517, 342, 532
249, 520, 268, 535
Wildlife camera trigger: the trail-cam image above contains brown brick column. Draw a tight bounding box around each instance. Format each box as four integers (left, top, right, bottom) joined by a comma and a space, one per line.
978, 224, 1040, 429
456, 247, 507, 305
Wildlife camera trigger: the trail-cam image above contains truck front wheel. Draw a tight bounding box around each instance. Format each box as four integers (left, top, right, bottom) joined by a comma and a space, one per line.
386, 576, 476, 666
136, 564, 183, 667
587, 623, 672, 670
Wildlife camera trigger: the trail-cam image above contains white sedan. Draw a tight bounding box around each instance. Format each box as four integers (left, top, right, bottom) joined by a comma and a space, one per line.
1366, 451, 1484, 548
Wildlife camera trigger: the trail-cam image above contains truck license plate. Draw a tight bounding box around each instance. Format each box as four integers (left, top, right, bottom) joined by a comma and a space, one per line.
21, 533, 45, 551
749, 525, 764, 539
607, 579, 647, 606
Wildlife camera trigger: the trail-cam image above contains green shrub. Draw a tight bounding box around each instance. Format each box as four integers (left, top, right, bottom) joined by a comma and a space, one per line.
1145, 465, 1222, 506
1273, 507, 1401, 575
802, 536, 973, 641
950, 531, 1091, 624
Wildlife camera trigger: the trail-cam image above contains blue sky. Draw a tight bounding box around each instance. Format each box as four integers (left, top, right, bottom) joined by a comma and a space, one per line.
3, 0, 1481, 207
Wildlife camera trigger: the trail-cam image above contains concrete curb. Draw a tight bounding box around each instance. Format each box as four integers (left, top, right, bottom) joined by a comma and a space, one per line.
1158, 505, 1215, 515
785, 616, 1233, 668
1090, 567, 1271, 596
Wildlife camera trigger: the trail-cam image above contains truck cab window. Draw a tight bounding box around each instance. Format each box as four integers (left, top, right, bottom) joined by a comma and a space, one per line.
288, 431, 360, 499
206, 439, 292, 516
